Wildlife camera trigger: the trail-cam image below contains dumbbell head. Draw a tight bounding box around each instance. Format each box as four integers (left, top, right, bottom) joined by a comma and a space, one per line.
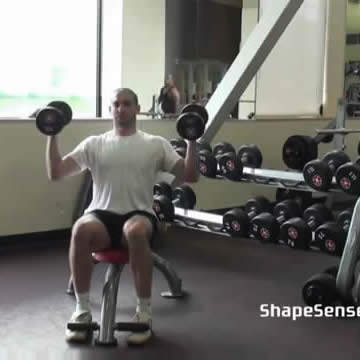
282, 135, 318, 171
237, 144, 263, 168
323, 151, 351, 173
336, 208, 352, 232
213, 142, 237, 179
315, 222, 346, 256
223, 208, 250, 237
250, 212, 280, 243
172, 185, 196, 209
335, 157, 360, 195
273, 199, 302, 224
153, 195, 175, 222
199, 150, 218, 178
302, 272, 338, 307
223, 196, 271, 237
153, 182, 172, 199
36, 101, 72, 136
219, 145, 263, 180
245, 196, 271, 218
280, 217, 312, 250
213, 142, 236, 158
176, 104, 208, 140
303, 203, 333, 230
275, 189, 313, 210
218, 152, 243, 181
303, 151, 350, 192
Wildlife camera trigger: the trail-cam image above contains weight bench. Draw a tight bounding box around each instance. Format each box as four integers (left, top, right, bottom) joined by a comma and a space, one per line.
67, 249, 185, 346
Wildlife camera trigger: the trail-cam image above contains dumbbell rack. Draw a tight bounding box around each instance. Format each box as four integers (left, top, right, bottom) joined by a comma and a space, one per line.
173, 98, 358, 235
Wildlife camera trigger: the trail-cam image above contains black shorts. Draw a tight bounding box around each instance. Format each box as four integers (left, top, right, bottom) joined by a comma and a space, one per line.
87, 210, 159, 249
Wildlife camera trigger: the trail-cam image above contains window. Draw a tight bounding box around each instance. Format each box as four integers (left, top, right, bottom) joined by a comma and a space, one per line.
0, 0, 97, 118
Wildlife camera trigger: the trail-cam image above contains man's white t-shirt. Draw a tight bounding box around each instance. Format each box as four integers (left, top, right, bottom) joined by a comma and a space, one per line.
68, 129, 181, 217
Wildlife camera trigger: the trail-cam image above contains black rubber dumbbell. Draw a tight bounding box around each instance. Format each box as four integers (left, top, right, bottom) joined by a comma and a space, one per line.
170, 138, 212, 158
315, 208, 352, 257
280, 203, 333, 250
153, 182, 173, 199
302, 272, 339, 307
199, 142, 236, 178
218, 144, 263, 181
222, 196, 272, 237
303, 150, 351, 192
250, 199, 303, 243
335, 156, 360, 196
153, 184, 196, 222
36, 101, 73, 136
282, 133, 334, 171
176, 103, 208, 140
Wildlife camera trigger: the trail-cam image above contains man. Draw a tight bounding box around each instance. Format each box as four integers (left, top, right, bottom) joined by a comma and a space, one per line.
46, 88, 199, 345
158, 75, 180, 115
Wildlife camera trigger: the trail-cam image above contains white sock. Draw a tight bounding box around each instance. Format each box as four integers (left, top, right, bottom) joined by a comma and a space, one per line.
75, 291, 91, 314
136, 297, 152, 315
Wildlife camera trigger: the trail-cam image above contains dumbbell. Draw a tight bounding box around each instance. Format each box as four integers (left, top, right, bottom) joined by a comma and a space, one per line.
199, 142, 236, 178
170, 138, 212, 158
314, 208, 352, 257
218, 144, 263, 181
153, 182, 173, 199
282, 133, 334, 171
250, 199, 303, 243
153, 183, 197, 222
335, 157, 360, 196
302, 271, 339, 307
176, 103, 208, 140
222, 196, 272, 237
36, 101, 73, 136
303, 150, 351, 192
280, 203, 333, 250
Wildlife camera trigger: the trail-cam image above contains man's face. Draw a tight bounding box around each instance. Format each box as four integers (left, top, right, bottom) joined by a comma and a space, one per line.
110, 91, 139, 127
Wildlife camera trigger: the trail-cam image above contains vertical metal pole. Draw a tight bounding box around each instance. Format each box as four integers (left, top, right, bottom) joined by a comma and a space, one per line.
334, 98, 346, 151
96, 0, 103, 117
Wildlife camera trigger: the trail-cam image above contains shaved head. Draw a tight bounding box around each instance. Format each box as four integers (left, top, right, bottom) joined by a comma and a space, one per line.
112, 88, 139, 106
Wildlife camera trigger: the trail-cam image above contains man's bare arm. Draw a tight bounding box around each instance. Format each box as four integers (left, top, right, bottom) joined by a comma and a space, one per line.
46, 136, 82, 181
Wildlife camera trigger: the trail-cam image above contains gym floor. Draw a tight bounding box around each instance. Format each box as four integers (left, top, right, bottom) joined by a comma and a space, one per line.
1, 226, 359, 359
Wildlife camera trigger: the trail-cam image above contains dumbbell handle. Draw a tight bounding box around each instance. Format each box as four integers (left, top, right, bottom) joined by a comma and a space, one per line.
276, 215, 286, 224
173, 196, 190, 209
307, 218, 317, 230
173, 198, 181, 207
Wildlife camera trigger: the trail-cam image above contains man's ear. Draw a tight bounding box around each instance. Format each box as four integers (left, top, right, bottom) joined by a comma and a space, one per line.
137, 105, 141, 113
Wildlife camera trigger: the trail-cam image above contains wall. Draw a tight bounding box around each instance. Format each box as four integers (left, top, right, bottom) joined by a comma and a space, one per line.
239, 0, 346, 119
238, 6, 258, 119
165, 0, 183, 77
323, 0, 347, 118
121, 0, 166, 112
0, 116, 358, 237
0, 0, 352, 238
345, 2, 360, 62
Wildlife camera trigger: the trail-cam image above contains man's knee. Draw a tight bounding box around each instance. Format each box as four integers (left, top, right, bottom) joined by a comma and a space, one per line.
72, 216, 109, 249
123, 216, 153, 245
